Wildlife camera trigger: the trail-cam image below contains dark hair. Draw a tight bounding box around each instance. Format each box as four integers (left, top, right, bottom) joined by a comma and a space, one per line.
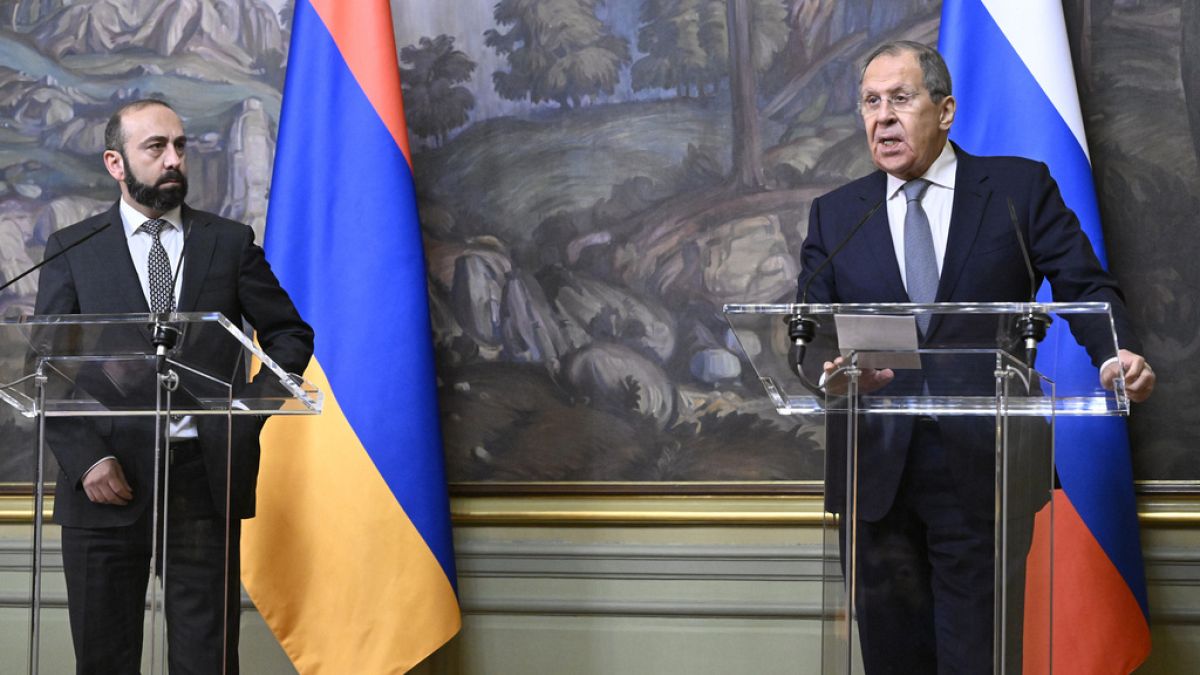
859, 40, 952, 102
103, 98, 176, 152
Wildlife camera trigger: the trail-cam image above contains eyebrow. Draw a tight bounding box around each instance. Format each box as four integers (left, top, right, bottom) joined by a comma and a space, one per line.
138, 134, 186, 147
861, 85, 921, 95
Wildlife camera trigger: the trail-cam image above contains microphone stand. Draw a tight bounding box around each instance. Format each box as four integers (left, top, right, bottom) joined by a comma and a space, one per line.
1007, 197, 1051, 367
1014, 311, 1051, 369
786, 312, 825, 397
147, 310, 181, 673
151, 314, 182, 376
788, 198, 887, 397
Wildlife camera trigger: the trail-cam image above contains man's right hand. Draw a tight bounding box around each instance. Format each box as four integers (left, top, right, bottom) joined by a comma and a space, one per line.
823, 356, 895, 395
81, 458, 133, 505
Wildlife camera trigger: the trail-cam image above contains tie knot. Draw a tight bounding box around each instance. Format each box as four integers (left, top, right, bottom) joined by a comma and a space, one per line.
141, 218, 167, 237
902, 179, 931, 203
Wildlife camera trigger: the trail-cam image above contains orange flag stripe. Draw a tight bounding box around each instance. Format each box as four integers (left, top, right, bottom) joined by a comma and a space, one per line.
242, 358, 460, 673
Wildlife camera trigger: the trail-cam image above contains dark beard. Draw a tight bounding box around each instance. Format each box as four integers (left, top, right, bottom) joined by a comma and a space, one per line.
122, 153, 188, 212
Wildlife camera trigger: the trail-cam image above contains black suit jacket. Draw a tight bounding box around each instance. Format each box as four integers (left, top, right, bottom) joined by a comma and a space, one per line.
35, 202, 314, 527
798, 145, 1140, 520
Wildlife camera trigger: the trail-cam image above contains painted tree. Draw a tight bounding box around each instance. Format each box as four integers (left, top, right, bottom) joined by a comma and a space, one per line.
1177, 2, 1200, 193
400, 35, 477, 147
631, 0, 720, 97
632, 0, 786, 99
485, 0, 631, 109
727, 0, 763, 189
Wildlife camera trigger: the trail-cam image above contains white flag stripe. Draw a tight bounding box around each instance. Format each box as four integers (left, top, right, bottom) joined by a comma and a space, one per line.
979, 0, 1091, 161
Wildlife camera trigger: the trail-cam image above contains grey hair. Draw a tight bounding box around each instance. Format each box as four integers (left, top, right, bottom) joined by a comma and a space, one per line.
859, 40, 952, 103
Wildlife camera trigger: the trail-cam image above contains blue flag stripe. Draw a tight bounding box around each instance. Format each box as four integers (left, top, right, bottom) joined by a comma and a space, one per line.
265, 0, 456, 587
939, 0, 1147, 617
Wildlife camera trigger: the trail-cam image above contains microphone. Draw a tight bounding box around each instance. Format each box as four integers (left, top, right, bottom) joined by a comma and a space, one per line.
152, 320, 181, 374
0, 221, 114, 296
1007, 197, 1051, 366
788, 197, 887, 394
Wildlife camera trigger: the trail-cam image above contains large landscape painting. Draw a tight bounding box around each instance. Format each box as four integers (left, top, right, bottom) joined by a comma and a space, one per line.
0, 0, 1196, 489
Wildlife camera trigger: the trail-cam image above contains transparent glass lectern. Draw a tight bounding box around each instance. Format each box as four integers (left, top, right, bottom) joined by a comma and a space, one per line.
0, 312, 322, 675
724, 302, 1129, 675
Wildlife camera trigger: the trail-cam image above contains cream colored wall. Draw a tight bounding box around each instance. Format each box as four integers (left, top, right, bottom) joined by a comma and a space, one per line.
421, 496, 1200, 674
2, 496, 1199, 674
419, 496, 822, 675
0, 522, 296, 674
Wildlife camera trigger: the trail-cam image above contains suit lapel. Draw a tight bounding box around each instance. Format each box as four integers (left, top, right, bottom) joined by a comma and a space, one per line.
938, 148, 992, 302
177, 205, 217, 312
927, 147, 992, 337
857, 173, 910, 303
96, 203, 152, 314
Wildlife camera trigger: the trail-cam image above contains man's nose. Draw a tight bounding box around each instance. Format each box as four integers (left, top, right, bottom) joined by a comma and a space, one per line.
875, 101, 900, 121
163, 144, 183, 167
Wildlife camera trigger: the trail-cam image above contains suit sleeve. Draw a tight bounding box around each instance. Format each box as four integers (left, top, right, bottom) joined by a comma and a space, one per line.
235, 225, 314, 382
33, 233, 114, 487
1024, 162, 1142, 364
34, 233, 78, 315
797, 196, 838, 304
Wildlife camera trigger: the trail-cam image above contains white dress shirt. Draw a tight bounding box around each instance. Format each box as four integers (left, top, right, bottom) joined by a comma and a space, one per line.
879, 144, 1121, 375
885, 141, 957, 290
119, 198, 185, 305
118, 197, 197, 439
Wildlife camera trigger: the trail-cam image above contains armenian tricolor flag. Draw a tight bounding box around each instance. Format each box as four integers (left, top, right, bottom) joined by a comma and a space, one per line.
241, 0, 461, 671
940, 2, 1151, 673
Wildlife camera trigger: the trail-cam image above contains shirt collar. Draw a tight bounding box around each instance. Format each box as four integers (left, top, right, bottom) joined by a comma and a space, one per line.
886, 141, 958, 199
119, 197, 183, 239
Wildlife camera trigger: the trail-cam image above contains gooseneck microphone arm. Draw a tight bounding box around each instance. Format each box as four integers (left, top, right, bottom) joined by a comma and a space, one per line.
166, 221, 190, 311
1007, 197, 1051, 366
152, 223, 190, 374
788, 197, 887, 395
0, 221, 114, 296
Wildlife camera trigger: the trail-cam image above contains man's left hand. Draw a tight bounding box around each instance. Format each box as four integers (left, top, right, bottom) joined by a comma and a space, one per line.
1101, 348, 1156, 402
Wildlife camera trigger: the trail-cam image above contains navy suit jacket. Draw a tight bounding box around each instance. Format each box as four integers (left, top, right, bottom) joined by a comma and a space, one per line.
35, 202, 314, 527
798, 145, 1140, 520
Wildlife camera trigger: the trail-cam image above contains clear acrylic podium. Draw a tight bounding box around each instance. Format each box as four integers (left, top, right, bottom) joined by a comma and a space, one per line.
0, 312, 322, 675
723, 301, 1130, 675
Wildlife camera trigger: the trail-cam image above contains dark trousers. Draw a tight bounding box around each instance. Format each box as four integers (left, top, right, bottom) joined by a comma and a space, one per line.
849, 418, 996, 675
60, 444, 240, 675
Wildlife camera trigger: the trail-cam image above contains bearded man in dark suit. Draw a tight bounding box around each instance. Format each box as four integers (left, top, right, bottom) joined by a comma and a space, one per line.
797, 41, 1155, 673
35, 98, 313, 674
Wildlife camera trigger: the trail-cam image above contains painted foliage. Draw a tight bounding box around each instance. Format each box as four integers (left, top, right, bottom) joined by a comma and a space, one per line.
398, 0, 1199, 484
0, 0, 291, 484
0, 0, 1195, 485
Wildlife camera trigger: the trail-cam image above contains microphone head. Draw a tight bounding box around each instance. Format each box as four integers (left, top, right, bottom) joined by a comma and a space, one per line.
150, 318, 181, 351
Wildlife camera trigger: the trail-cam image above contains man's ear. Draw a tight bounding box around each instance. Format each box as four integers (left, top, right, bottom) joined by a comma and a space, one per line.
103, 149, 124, 182
939, 95, 957, 131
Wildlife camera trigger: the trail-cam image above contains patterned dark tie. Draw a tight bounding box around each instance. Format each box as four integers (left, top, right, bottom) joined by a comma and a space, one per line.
902, 179, 938, 333
142, 218, 175, 312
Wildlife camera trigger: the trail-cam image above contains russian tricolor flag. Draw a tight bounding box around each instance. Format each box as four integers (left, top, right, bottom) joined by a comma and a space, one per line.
241, 0, 461, 671
939, 2, 1150, 673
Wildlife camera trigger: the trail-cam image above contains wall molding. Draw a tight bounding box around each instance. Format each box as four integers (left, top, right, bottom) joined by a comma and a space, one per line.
7, 494, 1200, 526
